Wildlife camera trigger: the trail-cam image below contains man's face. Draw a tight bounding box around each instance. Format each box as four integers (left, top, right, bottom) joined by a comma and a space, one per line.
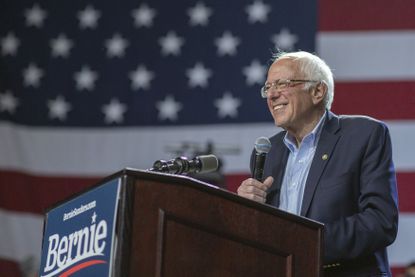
265, 58, 318, 133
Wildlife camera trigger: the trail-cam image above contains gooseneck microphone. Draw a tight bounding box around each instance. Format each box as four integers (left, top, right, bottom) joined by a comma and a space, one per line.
150, 154, 219, 175
252, 137, 271, 181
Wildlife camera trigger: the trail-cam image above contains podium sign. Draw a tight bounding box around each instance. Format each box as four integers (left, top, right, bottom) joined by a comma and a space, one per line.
39, 169, 323, 276
39, 178, 121, 277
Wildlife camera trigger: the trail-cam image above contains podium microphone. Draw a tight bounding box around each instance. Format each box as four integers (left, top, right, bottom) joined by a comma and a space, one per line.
252, 137, 271, 181
150, 154, 219, 175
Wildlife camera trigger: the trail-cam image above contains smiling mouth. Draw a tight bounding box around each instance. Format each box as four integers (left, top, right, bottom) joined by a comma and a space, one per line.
273, 104, 287, 111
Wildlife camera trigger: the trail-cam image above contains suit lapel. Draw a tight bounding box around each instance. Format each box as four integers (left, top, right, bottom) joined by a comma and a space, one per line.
265, 133, 289, 206
300, 112, 341, 216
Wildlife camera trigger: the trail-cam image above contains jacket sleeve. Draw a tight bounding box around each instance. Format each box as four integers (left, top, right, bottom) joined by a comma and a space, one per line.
323, 122, 399, 262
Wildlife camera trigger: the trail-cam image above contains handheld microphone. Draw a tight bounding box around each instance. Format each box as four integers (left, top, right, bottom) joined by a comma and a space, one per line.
150, 154, 219, 175
252, 137, 271, 181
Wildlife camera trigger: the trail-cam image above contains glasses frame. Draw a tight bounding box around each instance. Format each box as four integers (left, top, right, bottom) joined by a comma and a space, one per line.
260, 79, 320, 98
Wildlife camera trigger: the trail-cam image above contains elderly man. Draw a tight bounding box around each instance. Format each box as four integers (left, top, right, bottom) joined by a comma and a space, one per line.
237, 51, 398, 276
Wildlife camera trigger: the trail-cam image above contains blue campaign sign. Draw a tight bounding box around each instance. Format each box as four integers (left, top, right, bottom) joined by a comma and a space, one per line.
39, 178, 121, 277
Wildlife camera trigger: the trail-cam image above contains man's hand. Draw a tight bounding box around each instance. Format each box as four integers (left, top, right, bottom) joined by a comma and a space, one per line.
237, 176, 274, 203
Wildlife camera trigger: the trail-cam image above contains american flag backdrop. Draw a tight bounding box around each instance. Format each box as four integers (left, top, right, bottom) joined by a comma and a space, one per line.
1, 0, 415, 276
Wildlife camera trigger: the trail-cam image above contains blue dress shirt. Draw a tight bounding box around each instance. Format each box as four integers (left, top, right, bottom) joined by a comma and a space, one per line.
279, 112, 326, 215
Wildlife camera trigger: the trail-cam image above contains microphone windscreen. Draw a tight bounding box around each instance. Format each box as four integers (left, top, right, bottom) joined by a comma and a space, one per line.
254, 137, 271, 154
197, 154, 219, 173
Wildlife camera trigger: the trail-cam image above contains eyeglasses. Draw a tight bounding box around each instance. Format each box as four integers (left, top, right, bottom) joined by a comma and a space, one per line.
260, 79, 320, 98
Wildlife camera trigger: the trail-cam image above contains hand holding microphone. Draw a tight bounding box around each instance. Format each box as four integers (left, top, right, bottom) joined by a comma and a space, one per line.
252, 136, 272, 181
237, 137, 273, 203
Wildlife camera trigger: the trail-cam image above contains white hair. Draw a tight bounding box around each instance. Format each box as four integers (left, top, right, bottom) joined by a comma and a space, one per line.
273, 51, 334, 110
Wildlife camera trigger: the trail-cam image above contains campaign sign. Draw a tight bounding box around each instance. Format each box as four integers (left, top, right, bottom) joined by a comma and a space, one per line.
39, 178, 121, 277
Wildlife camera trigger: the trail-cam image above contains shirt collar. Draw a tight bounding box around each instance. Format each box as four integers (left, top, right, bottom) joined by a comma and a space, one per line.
284, 110, 327, 152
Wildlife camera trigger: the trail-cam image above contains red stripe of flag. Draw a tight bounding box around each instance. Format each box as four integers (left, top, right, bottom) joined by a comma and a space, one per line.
396, 172, 415, 212
332, 81, 415, 120
0, 170, 100, 214
0, 171, 415, 214
392, 267, 406, 276
227, 173, 412, 211
319, 0, 415, 31
0, 259, 20, 277
2, 171, 411, 212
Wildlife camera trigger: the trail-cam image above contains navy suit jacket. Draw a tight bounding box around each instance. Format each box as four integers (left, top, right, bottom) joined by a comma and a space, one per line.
257, 111, 399, 276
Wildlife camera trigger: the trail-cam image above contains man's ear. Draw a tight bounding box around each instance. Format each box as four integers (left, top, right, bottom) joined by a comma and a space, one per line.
311, 81, 327, 105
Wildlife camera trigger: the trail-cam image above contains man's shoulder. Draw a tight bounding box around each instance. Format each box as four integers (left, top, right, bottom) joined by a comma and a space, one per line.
266, 113, 389, 144
330, 113, 391, 145
336, 114, 388, 131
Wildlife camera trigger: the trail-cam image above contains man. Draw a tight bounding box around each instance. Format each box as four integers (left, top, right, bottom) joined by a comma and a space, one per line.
237, 51, 398, 276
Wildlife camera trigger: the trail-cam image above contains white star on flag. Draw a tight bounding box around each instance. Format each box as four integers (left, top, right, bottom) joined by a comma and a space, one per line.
271, 28, 298, 50
156, 95, 182, 121
102, 98, 127, 124
159, 31, 185, 56
25, 3, 47, 28
0, 91, 19, 114
1, 33, 20, 56
74, 66, 98, 91
187, 2, 213, 26
78, 5, 101, 29
132, 3, 157, 28
129, 65, 154, 90
105, 33, 129, 58
214, 92, 241, 118
23, 63, 44, 88
186, 62, 212, 88
215, 31, 241, 56
242, 60, 267, 86
47, 95, 71, 121
50, 34, 73, 58
245, 0, 271, 23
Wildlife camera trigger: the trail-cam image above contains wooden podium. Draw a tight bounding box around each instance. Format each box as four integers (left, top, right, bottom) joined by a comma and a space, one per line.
41, 168, 323, 277
111, 169, 323, 277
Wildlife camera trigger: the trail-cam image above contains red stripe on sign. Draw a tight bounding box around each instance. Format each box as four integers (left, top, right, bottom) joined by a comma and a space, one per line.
319, 0, 415, 31
0, 170, 101, 214
60, 260, 106, 277
331, 81, 415, 120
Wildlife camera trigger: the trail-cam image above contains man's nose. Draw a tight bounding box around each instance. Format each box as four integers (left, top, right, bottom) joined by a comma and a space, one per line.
267, 87, 283, 98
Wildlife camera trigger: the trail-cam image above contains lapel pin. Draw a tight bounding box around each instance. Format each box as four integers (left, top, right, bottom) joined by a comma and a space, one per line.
322, 154, 328, 160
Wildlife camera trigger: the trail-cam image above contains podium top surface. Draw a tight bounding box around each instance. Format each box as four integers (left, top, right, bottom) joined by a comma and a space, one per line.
44, 167, 323, 231
105, 168, 324, 231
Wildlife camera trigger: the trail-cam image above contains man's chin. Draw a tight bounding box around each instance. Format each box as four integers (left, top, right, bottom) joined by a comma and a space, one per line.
274, 120, 286, 129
